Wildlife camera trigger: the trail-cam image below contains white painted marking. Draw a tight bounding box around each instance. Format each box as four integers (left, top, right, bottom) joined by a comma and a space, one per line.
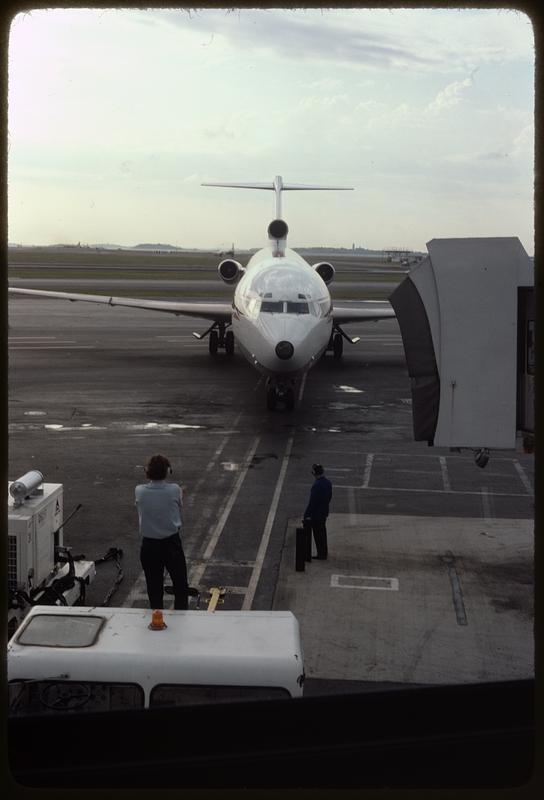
9, 336, 58, 340
480, 487, 493, 521
189, 436, 261, 586
331, 574, 399, 591
297, 372, 308, 405
334, 385, 364, 394
305, 449, 525, 462
124, 573, 152, 608
24, 411, 46, 416
513, 460, 534, 495
242, 432, 295, 610
362, 453, 374, 488
439, 456, 451, 491
10, 346, 96, 350
339, 484, 530, 498
44, 424, 106, 431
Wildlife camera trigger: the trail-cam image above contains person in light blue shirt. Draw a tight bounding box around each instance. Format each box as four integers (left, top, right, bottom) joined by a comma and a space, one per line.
135, 454, 188, 610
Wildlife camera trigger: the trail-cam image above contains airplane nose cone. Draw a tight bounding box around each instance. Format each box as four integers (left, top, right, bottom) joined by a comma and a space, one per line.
275, 340, 294, 360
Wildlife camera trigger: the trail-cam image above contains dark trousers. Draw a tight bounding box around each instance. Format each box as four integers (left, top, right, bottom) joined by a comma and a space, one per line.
310, 518, 328, 559
140, 532, 189, 610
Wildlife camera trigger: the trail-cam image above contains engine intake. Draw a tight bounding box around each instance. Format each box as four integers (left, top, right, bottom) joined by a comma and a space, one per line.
268, 219, 289, 240
218, 259, 245, 284
313, 262, 335, 285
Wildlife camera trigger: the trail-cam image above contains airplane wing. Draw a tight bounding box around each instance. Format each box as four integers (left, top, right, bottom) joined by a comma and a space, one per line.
8, 287, 232, 323
332, 300, 396, 324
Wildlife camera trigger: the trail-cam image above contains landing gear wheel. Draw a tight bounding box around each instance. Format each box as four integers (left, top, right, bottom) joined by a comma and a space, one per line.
333, 333, 343, 360
266, 388, 277, 410
225, 330, 235, 355
285, 387, 295, 410
209, 330, 219, 355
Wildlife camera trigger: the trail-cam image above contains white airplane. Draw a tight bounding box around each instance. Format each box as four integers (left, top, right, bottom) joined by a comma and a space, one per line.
9, 175, 395, 409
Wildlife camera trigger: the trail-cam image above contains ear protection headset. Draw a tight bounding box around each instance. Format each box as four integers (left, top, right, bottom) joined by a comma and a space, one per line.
145, 455, 172, 479
312, 463, 323, 476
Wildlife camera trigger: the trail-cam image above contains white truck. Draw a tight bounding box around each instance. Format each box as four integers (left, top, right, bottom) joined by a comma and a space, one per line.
8, 605, 305, 714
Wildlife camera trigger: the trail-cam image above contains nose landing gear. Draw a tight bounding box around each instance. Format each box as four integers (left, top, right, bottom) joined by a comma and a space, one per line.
266, 379, 296, 410
327, 324, 360, 360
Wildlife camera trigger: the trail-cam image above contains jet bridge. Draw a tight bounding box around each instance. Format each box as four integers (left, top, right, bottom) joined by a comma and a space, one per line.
389, 237, 534, 453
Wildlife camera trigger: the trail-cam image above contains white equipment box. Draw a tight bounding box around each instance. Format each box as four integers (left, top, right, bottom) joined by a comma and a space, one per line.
8, 482, 64, 593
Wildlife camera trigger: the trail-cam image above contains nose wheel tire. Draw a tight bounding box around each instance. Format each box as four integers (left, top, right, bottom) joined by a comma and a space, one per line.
225, 330, 235, 355
266, 388, 277, 410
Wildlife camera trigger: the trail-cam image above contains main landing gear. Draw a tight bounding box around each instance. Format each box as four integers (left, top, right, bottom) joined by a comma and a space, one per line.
266, 379, 296, 411
327, 325, 360, 360
193, 323, 234, 355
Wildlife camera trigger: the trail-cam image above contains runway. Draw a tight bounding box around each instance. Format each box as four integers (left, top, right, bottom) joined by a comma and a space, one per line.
8, 295, 534, 690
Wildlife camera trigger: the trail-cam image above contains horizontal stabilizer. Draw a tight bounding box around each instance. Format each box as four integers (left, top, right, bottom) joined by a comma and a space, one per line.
202, 174, 353, 219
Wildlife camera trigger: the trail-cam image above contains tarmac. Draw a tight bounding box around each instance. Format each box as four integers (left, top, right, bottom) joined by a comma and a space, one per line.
275, 513, 533, 690
8, 291, 535, 694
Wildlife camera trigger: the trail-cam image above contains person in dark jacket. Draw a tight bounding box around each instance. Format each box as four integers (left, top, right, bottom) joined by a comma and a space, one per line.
303, 463, 333, 559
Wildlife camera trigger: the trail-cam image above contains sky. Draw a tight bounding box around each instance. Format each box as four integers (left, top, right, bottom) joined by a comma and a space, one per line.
7, 6, 535, 253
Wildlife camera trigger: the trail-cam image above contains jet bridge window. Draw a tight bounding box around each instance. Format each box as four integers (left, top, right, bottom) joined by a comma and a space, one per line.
261, 301, 284, 313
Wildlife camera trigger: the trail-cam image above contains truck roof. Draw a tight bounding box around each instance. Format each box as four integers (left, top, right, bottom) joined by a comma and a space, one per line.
8, 605, 304, 697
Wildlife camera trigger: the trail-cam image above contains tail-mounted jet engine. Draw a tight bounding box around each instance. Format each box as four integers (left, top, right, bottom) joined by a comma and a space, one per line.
268, 219, 289, 257
313, 262, 335, 285
218, 259, 245, 284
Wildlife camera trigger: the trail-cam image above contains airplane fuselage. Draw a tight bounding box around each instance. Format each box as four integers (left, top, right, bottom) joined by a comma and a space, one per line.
231, 246, 333, 383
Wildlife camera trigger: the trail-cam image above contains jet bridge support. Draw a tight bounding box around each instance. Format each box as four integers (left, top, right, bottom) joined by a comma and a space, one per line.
389, 237, 534, 458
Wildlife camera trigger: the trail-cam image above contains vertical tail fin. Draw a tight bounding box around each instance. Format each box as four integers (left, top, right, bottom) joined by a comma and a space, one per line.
202, 175, 353, 219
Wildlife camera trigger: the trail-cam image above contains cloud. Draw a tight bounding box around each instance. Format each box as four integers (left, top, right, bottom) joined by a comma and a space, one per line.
150, 8, 443, 71
427, 74, 475, 113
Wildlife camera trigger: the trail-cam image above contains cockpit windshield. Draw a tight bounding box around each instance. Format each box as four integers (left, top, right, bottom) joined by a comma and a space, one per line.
286, 301, 309, 314
260, 301, 310, 314
261, 301, 285, 313
260, 300, 310, 314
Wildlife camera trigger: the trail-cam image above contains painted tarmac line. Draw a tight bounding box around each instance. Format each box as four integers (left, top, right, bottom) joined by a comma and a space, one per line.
297, 372, 308, 405
340, 484, 531, 498
439, 456, 451, 491
513, 460, 534, 495
362, 454, 374, 488
242, 432, 295, 610
185, 411, 244, 510
480, 487, 494, 521
189, 436, 261, 586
